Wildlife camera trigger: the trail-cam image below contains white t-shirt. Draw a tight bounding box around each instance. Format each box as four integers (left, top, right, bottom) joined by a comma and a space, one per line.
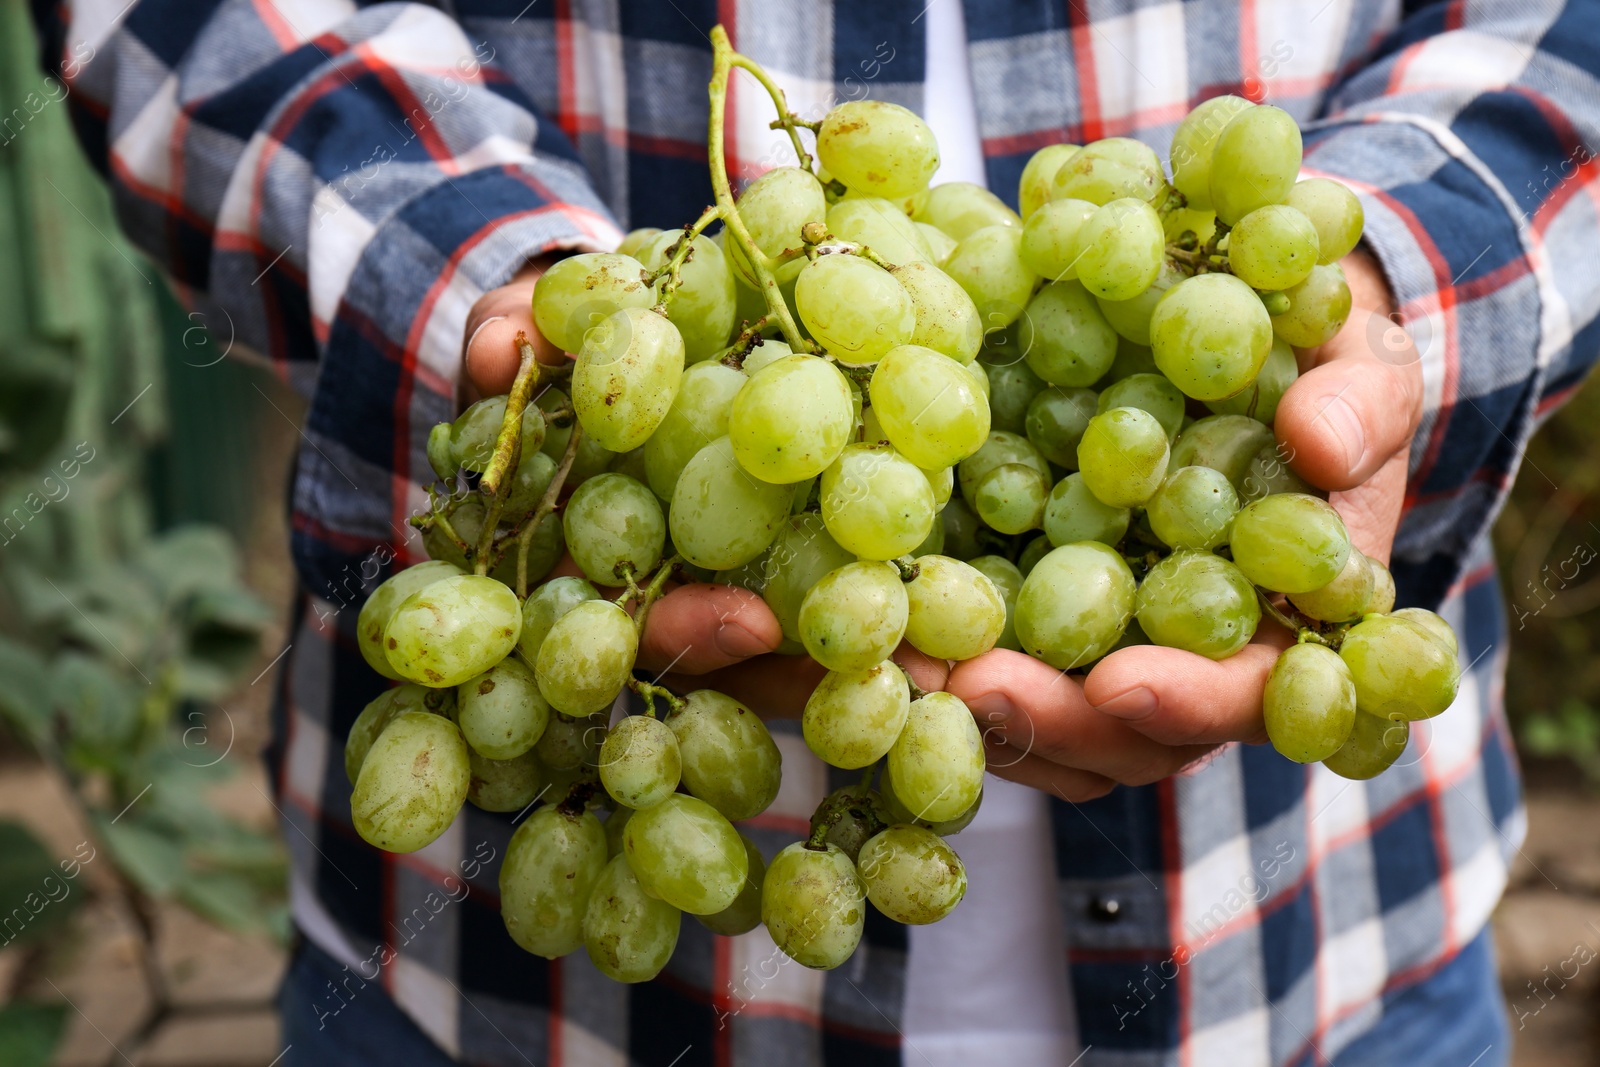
901, 3, 1081, 1065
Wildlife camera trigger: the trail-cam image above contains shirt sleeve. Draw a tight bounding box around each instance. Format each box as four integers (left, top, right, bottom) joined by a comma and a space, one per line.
1300, 0, 1600, 604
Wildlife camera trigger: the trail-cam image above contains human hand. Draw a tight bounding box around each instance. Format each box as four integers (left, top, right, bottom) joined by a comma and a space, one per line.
947, 249, 1423, 800
461, 257, 566, 399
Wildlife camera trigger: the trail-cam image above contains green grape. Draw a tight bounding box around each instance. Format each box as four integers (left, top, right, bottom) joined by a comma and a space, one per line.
507, 512, 567, 589
737, 337, 795, 376
923, 464, 955, 510
1018, 281, 1118, 386
968, 555, 1024, 651
697, 834, 766, 936
944, 225, 1040, 332
351, 711, 470, 852
940, 497, 987, 560
603, 806, 633, 858
1077, 407, 1170, 508
762, 843, 865, 969
642, 361, 745, 500
1289, 549, 1376, 622
1051, 137, 1166, 205
599, 714, 682, 810
504, 450, 558, 519
887, 692, 985, 823
917, 222, 958, 266
799, 562, 909, 673
1271, 263, 1352, 348
457, 656, 550, 761
1014, 542, 1136, 668
534, 600, 638, 716
562, 473, 665, 586
1391, 607, 1458, 659
1322, 710, 1409, 780
666, 690, 782, 820
1208, 105, 1303, 226
795, 255, 915, 364
515, 576, 599, 667
1340, 615, 1460, 720
727, 166, 828, 285
1164, 206, 1218, 247
878, 762, 983, 834
802, 660, 912, 769
617, 227, 661, 257
903, 554, 1007, 659
536, 711, 605, 771
465, 747, 543, 812
1017, 534, 1053, 575
639, 230, 737, 362
582, 854, 680, 983
358, 561, 465, 680
532, 252, 655, 354
977, 356, 1041, 438
857, 825, 967, 925
1228, 205, 1319, 291
914, 181, 1022, 241
1149, 274, 1273, 402
891, 260, 983, 361
812, 785, 880, 862
868, 344, 990, 469
572, 307, 685, 452
729, 353, 855, 482
384, 575, 521, 688
500, 806, 607, 958
1146, 466, 1239, 550
1229, 493, 1351, 593
623, 794, 748, 914
1019, 144, 1081, 220
961, 357, 990, 401
1073, 198, 1165, 301
670, 436, 792, 570
827, 197, 932, 266
344, 685, 453, 784
1135, 551, 1260, 660
1169, 95, 1254, 211
1024, 385, 1098, 467
973, 462, 1049, 534
1264, 642, 1358, 763
759, 513, 856, 648
1286, 178, 1365, 264
1095, 261, 1183, 347
911, 517, 947, 557
820, 443, 935, 560
818, 100, 939, 199
1206, 338, 1298, 423
957, 431, 1051, 504
1097, 373, 1185, 441
1368, 558, 1397, 615
1019, 197, 1096, 281
1171, 414, 1277, 493
1240, 443, 1318, 503
1098, 336, 1160, 385
449, 397, 546, 474
1043, 472, 1131, 547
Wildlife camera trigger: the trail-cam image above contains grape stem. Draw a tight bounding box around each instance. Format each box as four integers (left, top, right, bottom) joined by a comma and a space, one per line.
473, 341, 543, 573
1254, 588, 1336, 647
622, 554, 684, 639
648, 204, 724, 311
556, 776, 603, 817
720, 315, 775, 368
507, 422, 585, 596
627, 678, 686, 717
891, 557, 921, 583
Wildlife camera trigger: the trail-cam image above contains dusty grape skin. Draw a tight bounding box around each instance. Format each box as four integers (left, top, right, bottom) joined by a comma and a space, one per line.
1288, 549, 1377, 623
344, 685, 454, 785
465, 747, 543, 812
1208, 105, 1303, 225
351, 711, 471, 853
599, 714, 682, 810
532, 252, 655, 354
795, 255, 915, 365
903, 555, 1007, 660
665, 690, 782, 821
1322, 710, 1410, 780
915, 181, 1021, 241
1229, 493, 1352, 594
534, 711, 604, 771
857, 825, 968, 925
357, 561, 465, 680
515, 577, 600, 668
695, 834, 767, 937
623, 794, 748, 915
643, 361, 745, 501
456, 656, 551, 761
1170, 414, 1278, 494
1168, 95, 1254, 211
1018, 281, 1119, 387
670, 436, 793, 571
869, 345, 991, 470
1077, 406, 1170, 509
1134, 552, 1260, 660
1050, 137, 1165, 206
817, 100, 940, 199
581, 854, 681, 983
1019, 197, 1096, 280
802, 661, 911, 770
887, 692, 986, 824
561, 473, 665, 586
891, 259, 983, 362
879, 763, 983, 835
968, 554, 1025, 652
1367, 560, 1398, 615
384, 575, 522, 689
1146, 465, 1239, 551
1014, 543, 1136, 669
761, 843, 867, 970
799, 562, 909, 673
572, 307, 685, 452
1018, 143, 1081, 220
534, 600, 639, 717
1390, 608, 1458, 658
1149, 273, 1273, 402
1073, 198, 1166, 302
729, 354, 855, 483
1042, 472, 1131, 547
1264, 643, 1358, 763
760, 514, 857, 649
819, 443, 935, 560
500, 806, 608, 958
726, 166, 827, 286
828, 197, 933, 266
1339, 615, 1460, 721
944, 225, 1039, 331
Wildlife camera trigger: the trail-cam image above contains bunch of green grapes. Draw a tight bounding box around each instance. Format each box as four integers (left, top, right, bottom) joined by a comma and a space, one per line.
344, 49, 1461, 987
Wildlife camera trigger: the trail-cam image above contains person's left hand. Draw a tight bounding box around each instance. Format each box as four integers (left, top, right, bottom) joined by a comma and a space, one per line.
945, 249, 1425, 801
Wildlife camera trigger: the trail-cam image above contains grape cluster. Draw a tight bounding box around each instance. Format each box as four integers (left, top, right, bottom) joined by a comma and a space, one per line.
344, 28, 1460, 985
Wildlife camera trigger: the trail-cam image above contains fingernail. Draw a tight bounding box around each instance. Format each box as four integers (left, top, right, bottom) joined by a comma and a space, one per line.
967, 692, 1021, 731
1316, 394, 1366, 473
714, 620, 770, 659
1095, 686, 1157, 721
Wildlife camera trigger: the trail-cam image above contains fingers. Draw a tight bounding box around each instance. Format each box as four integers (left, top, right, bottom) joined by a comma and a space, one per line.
946, 649, 1213, 786
892, 641, 950, 697
982, 742, 1117, 802
637, 583, 782, 676
1329, 448, 1409, 565
1079, 631, 1294, 748
463, 265, 564, 399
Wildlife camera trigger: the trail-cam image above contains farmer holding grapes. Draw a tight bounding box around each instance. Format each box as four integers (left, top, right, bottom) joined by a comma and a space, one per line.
34, 0, 1600, 1064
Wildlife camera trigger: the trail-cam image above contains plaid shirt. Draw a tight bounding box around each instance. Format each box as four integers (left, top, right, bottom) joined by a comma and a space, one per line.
34, 0, 1600, 1062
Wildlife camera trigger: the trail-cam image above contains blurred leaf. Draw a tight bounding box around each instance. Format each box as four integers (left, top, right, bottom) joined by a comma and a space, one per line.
0, 343, 74, 479
2, 564, 72, 628
0, 636, 53, 748
138, 527, 239, 601
0, 1002, 68, 1067
52, 653, 141, 752
0, 820, 80, 946
94, 816, 184, 897
178, 870, 269, 933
